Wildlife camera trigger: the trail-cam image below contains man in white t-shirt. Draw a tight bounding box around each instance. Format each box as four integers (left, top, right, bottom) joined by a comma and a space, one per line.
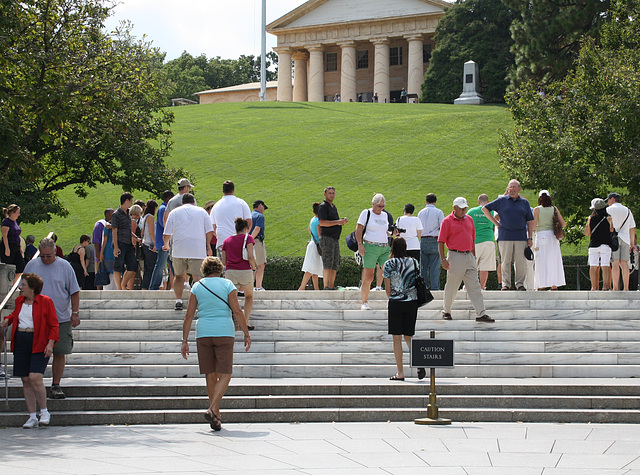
607, 192, 637, 290
210, 180, 252, 251
163, 193, 214, 309
355, 193, 392, 310
396, 204, 423, 261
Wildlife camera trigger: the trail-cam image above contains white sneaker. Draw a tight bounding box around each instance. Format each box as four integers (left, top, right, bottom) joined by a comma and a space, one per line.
361, 302, 371, 310
373, 286, 383, 291
23, 417, 38, 429
39, 411, 50, 426
254, 287, 265, 291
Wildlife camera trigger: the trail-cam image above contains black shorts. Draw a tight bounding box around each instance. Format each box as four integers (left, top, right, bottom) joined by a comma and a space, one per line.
13, 331, 50, 377
388, 299, 418, 336
114, 242, 138, 273
0, 241, 25, 273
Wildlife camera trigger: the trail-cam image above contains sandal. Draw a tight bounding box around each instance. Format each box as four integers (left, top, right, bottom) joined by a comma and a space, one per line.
389, 374, 405, 381
204, 411, 216, 430
212, 414, 222, 431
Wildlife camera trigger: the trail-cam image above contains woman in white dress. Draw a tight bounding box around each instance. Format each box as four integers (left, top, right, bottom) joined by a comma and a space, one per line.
299, 203, 323, 290
532, 190, 566, 290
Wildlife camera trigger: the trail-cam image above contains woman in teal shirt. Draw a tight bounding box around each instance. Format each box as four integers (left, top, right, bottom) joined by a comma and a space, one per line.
181, 256, 251, 431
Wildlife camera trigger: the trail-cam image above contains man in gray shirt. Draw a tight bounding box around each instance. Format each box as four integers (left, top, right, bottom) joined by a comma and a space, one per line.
24, 237, 80, 399
417, 193, 445, 290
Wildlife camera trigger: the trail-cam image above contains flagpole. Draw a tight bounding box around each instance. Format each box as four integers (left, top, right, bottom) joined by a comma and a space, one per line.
260, 0, 267, 101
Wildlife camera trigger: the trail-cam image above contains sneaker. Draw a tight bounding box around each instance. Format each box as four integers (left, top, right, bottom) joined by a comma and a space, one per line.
23, 417, 38, 429
373, 286, 383, 291
49, 385, 66, 399
361, 302, 371, 310
442, 313, 452, 320
254, 287, 265, 291
0, 367, 8, 380
237, 291, 245, 297
174, 301, 183, 311
39, 411, 50, 426
476, 315, 495, 323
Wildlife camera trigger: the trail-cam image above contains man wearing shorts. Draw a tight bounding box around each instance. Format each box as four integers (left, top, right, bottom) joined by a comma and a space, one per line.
467, 194, 496, 290
356, 193, 391, 310
439, 197, 494, 323
111, 192, 136, 290
24, 237, 80, 399
250, 200, 268, 291
317, 186, 348, 290
163, 193, 214, 310
607, 192, 637, 290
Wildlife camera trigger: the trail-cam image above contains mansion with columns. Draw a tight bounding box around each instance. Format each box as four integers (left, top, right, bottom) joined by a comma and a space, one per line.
267, 0, 449, 103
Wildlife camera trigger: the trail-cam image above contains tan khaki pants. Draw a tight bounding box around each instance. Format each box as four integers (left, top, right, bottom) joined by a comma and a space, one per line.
443, 251, 487, 317
498, 240, 528, 289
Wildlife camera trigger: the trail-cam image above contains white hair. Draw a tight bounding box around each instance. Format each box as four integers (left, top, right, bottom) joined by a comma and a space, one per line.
372, 193, 385, 206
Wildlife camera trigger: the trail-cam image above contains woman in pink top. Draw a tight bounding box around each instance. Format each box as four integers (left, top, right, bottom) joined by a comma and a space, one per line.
220, 218, 257, 330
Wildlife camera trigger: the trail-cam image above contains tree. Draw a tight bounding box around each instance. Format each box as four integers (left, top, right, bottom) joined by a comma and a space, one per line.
504, 0, 610, 89
0, 0, 187, 223
162, 51, 279, 104
421, 0, 516, 103
497, 0, 640, 240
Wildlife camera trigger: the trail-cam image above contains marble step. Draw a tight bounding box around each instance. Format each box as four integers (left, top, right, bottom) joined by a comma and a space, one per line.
68, 340, 640, 354
26, 363, 640, 379
72, 318, 640, 331
2, 393, 637, 413
76, 308, 640, 321
1, 406, 639, 426
68, 328, 640, 342
45, 351, 640, 366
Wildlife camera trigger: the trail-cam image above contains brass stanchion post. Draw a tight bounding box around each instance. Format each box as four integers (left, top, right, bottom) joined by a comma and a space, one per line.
415, 330, 451, 425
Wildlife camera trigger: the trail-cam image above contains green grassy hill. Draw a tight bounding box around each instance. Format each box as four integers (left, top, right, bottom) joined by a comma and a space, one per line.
23, 102, 515, 256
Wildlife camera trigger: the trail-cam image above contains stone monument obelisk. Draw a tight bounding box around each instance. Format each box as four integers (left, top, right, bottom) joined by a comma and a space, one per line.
454, 60, 484, 105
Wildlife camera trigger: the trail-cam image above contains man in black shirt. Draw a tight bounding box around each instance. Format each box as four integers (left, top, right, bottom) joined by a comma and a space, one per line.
317, 186, 348, 289
111, 192, 136, 290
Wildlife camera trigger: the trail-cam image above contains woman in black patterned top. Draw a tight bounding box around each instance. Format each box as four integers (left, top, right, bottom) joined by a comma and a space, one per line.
383, 238, 425, 381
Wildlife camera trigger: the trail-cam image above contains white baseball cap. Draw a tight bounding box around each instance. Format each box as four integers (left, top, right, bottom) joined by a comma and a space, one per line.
453, 197, 468, 208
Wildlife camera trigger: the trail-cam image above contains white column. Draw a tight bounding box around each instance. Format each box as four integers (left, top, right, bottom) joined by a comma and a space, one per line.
274, 47, 292, 102
372, 38, 390, 103
292, 51, 309, 102
339, 41, 356, 103
306, 45, 325, 102
405, 35, 424, 99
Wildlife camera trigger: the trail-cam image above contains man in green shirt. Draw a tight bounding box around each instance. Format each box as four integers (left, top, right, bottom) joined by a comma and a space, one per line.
467, 194, 496, 289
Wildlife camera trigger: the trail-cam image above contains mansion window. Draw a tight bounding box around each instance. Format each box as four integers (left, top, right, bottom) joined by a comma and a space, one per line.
356, 50, 369, 69
325, 52, 338, 72
423, 44, 432, 63
390, 47, 403, 66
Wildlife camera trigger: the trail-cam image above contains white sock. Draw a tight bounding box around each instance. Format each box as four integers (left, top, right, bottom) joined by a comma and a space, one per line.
29, 412, 37, 419
176, 299, 182, 303
41, 408, 49, 415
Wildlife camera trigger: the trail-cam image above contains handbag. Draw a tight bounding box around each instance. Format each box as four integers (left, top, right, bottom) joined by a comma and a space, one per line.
412, 259, 433, 307
346, 210, 370, 252
241, 233, 256, 261
94, 261, 110, 286
611, 210, 630, 253
552, 207, 565, 240
311, 234, 322, 256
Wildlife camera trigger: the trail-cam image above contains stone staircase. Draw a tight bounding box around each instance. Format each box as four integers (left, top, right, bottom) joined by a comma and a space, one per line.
1, 289, 640, 425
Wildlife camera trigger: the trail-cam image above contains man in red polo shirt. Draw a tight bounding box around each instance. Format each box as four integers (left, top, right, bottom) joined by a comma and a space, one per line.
438, 197, 494, 323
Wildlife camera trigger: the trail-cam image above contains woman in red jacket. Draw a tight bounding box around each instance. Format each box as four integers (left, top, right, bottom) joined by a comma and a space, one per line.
2, 273, 59, 428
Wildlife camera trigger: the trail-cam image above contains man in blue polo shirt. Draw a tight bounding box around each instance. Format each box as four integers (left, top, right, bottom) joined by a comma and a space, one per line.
482, 180, 534, 290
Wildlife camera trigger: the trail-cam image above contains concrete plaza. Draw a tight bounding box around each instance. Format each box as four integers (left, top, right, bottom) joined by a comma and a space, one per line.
2, 420, 640, 474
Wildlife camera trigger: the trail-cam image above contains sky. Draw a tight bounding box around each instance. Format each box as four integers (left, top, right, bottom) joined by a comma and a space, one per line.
103, 0, 304, 62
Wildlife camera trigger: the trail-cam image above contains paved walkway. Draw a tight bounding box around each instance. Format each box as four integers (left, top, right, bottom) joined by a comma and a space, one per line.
2, 421, 640, 474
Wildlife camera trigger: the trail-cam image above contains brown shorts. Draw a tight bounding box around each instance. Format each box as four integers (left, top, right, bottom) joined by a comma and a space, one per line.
196, 336, 234, 375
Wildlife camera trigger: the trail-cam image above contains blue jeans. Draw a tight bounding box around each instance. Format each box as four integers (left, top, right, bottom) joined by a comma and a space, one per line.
420, 237, 441, 290
149, 249, 169, 290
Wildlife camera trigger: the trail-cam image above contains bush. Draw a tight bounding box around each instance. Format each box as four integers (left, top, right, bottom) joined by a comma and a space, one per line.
262, 255, 593, 290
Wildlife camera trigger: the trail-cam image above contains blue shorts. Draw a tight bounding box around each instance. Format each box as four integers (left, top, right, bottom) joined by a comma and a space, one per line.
13, 331, 50, 377
114, 242, 138, 272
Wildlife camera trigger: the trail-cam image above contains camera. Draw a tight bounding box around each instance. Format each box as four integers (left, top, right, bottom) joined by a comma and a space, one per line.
389, 224, 406, 234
